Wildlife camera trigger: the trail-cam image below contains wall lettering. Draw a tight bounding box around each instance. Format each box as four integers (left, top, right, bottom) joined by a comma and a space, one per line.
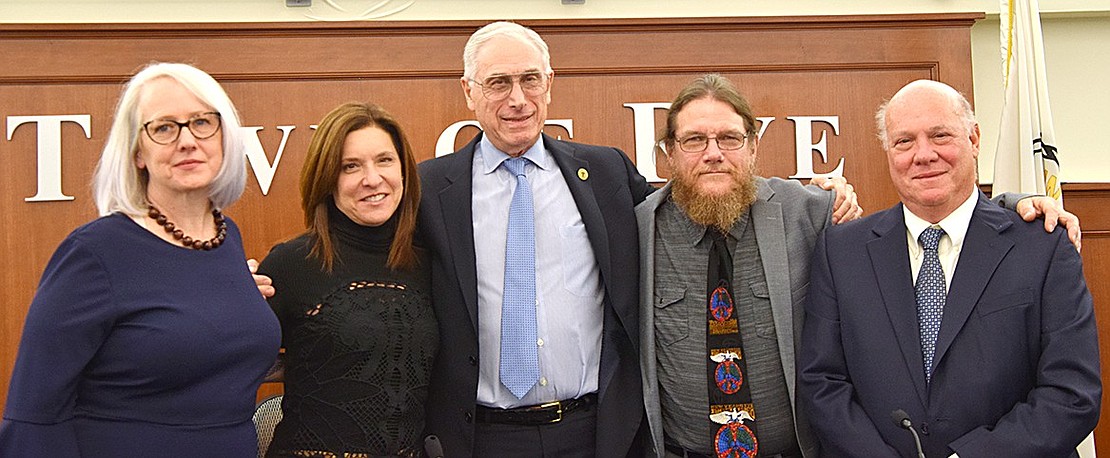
8, 110, 844, 202
787, 116, 844, 178
243, 125, 296, 196
623, 102, 671, 182
434, 119, 575, 158
7, 115, 91, 202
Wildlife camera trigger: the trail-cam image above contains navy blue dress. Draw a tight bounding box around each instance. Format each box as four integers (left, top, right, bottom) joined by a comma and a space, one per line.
0, 213, 281, 457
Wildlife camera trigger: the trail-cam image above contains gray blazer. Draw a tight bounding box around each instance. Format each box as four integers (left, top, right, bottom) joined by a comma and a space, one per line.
636, 177, 833, 458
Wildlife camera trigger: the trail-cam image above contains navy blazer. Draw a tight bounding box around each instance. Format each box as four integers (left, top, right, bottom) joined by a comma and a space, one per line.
417, 133, 654, 457
798, 192, 1100, 457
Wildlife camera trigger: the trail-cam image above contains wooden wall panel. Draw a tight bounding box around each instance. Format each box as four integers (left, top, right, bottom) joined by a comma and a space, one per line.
9, 14, 1106, 453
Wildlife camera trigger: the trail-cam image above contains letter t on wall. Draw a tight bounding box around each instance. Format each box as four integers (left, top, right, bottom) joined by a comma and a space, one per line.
7, 115, 91, 202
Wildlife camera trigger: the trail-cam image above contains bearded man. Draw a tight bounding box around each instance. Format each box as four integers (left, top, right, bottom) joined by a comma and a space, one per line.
634, 75, 1081, 458
635, 74, 848, 458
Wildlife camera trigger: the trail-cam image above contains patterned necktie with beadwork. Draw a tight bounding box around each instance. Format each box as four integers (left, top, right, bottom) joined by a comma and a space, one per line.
916, 226, 946, 383
499, 157, 539, 399
705, 230, 758, 457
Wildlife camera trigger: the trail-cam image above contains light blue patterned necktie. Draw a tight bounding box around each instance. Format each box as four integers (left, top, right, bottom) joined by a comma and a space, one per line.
915, 226, 946, 383
499, 157, 539, 399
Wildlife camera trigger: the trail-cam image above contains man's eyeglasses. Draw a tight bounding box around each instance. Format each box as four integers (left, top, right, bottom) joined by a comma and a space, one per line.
676, 133, 749, 153
142, 112, 222, 145
469, 72, 549, 101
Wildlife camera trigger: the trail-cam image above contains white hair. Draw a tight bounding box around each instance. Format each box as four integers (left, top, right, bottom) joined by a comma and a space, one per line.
874, 79, 976, 149
92, 62, 247, 216
462, 21, 552, 80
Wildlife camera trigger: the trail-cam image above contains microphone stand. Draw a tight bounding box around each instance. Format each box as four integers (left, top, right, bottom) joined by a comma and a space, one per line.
891, 409, 927, 458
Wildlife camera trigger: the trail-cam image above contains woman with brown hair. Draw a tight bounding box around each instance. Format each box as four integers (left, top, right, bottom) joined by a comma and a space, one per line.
257, 102, 436, 457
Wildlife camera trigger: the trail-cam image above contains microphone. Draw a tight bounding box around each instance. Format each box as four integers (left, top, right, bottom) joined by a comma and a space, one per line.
890, 409, 926, 458
424, 434, 445, 458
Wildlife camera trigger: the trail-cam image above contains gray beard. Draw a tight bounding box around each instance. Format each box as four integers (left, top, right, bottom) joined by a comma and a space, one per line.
670, 172, 758, 233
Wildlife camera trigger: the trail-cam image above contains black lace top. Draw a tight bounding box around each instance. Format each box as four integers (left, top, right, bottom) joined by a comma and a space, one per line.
258, 202, 437, 457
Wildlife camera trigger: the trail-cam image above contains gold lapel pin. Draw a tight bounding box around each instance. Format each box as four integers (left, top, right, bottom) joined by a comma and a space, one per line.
577, 168, 589, 181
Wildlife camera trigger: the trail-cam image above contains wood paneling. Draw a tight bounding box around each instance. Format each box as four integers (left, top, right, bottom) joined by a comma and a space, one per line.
9, 14, 1105, 453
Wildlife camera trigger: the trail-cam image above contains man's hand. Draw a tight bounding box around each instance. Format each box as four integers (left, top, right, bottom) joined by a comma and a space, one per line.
1016, 196, 1082, 252
248, 258, 275, 298
812, 176, 864, 224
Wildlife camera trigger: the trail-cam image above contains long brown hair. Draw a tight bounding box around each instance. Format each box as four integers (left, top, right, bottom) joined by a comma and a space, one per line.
299, 102, 421, 271
659, 73, 759, 149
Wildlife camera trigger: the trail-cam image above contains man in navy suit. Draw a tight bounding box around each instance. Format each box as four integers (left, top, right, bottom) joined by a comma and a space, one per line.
798, 79, 1100, 457
417, 21, 655, 457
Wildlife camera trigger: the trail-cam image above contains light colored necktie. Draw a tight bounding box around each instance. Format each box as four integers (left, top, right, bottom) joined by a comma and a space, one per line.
499, 157, 539, 399
915, 226, 946, 383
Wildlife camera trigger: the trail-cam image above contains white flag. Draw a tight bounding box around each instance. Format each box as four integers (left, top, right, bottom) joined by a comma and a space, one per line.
993, 0, 1063, 204
997, 5, 1093, 456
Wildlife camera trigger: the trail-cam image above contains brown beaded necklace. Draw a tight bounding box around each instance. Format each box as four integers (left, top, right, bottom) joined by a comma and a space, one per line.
147, 204, 227, 250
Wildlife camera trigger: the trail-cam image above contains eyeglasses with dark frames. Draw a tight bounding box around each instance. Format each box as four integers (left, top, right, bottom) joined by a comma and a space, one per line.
468, 71, 549, 101
142, 112, 222, 145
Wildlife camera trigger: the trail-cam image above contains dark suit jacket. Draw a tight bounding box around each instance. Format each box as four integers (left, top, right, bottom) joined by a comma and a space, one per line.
417, 133, 654, 457
798, 192, 1100, 458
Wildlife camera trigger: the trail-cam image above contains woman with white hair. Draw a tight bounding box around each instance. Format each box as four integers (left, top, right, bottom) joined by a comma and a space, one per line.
0, 62, 280, 456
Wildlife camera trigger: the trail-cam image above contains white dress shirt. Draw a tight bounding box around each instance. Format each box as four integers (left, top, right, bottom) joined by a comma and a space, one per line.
903, 190, 979, 293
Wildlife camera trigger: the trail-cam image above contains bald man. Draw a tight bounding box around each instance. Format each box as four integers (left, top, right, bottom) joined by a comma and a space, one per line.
797, 80, 1100, 458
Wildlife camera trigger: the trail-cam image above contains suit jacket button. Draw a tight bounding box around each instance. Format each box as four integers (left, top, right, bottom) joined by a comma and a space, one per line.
919, 422, 929, 435
468, 355, 478, 366
465, 411, 473, 423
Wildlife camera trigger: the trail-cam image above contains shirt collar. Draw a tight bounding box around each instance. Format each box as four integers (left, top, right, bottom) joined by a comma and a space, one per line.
903, 189, 978, 248
476, 134, 552, 174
